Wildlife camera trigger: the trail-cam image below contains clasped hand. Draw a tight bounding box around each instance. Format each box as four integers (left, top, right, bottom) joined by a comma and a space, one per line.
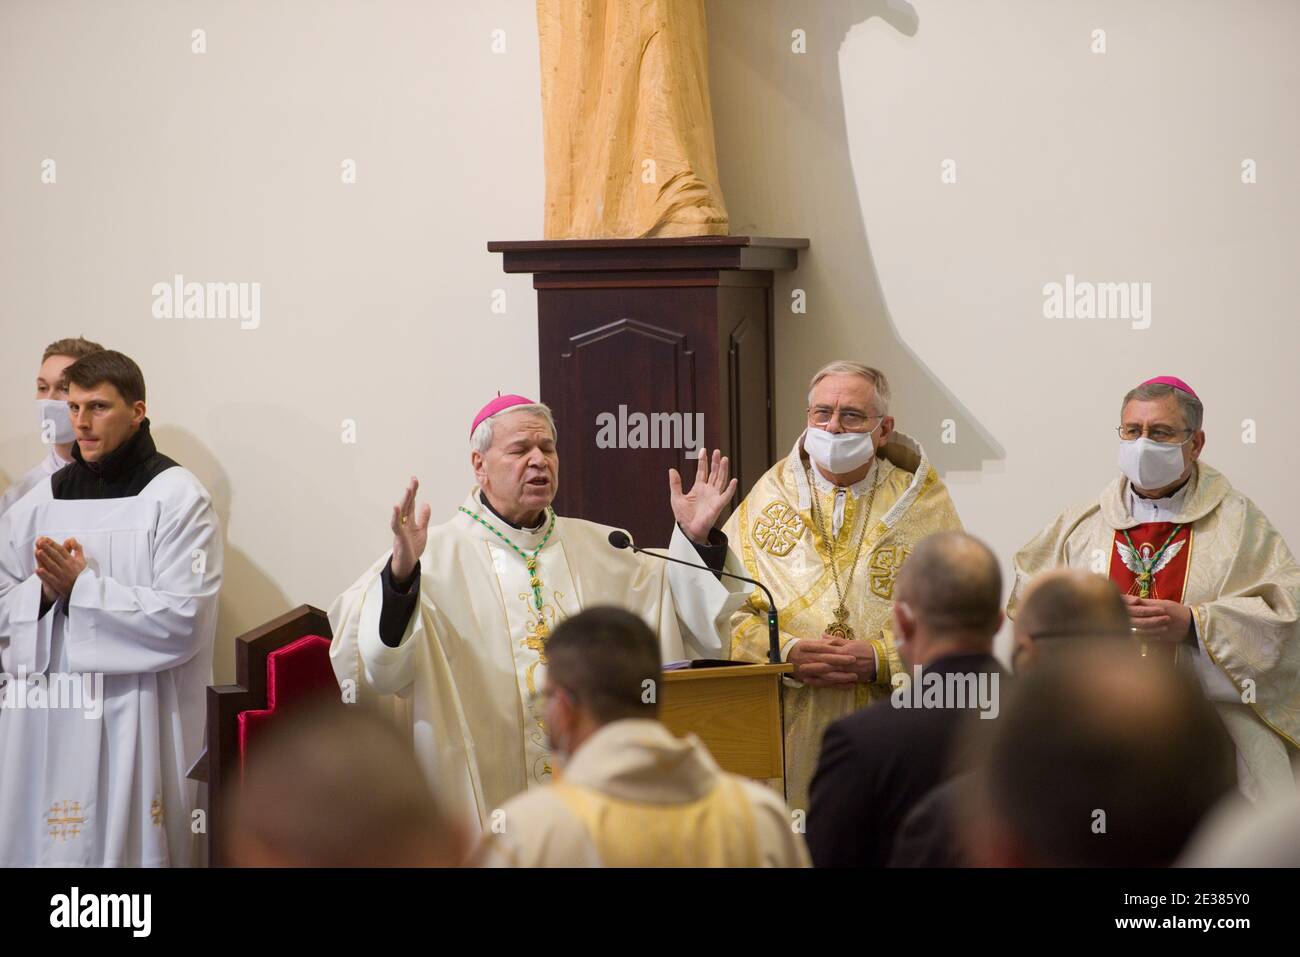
788, 636, 876, 688
35, 536, 87, 603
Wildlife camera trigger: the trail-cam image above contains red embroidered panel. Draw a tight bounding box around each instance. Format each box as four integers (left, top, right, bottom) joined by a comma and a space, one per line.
1109, 523, 1193, 602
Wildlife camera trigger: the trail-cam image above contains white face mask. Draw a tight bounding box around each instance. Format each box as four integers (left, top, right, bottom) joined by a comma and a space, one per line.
803, 425, 879, 475
37, 398, 75, 445
1118, 437, 1188, 491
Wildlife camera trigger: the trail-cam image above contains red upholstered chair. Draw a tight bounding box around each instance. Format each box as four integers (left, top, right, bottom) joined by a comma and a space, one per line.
191, 604, 342, 866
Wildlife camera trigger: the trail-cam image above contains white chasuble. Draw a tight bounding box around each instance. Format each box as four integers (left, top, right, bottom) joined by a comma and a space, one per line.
1010, 462, 1300, 801
490, 528, 582, 785
329, 490, 749, 837
0, 470, 222, 866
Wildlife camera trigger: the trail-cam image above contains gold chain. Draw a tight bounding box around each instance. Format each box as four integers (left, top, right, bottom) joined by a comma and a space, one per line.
807, 464, 881, 626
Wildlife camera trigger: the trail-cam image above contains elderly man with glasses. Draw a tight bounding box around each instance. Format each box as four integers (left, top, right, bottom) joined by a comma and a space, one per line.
1010, 376, 1300, 800
708, 360, 964, 813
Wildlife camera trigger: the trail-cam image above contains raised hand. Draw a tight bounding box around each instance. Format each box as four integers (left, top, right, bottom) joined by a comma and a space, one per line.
390, 477, 432, 581
668, 447, 739, 545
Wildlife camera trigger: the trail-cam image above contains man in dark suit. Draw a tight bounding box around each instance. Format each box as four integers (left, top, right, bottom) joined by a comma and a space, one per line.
806, 531, 1005, 868
888, 569, 1131, 867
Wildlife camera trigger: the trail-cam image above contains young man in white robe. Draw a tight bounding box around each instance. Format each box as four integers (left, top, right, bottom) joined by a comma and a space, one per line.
0, 336, 104, 520
0, 350, 222, 866
474, 606, 809, 867
329, 394, 751, 837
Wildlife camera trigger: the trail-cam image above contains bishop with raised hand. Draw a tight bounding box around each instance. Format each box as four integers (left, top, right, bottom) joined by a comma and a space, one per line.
328, 394, 750, 836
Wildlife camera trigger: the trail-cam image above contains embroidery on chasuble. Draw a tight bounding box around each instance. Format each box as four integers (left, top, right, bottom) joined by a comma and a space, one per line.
752, 501, 806, 556
1109, 523, 1194, 601
868, 544, 912, 600
491, 537, 579, 788
743, 475, 911, 643
47, 801, 86, 842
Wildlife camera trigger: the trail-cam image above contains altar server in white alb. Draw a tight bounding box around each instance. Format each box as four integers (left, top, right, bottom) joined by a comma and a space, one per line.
330, 394, 750, 837
0, 350, 222, 866
0, 336, 105, 520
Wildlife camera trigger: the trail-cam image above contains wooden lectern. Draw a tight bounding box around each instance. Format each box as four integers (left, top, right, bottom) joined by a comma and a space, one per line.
660, 663, 792, 787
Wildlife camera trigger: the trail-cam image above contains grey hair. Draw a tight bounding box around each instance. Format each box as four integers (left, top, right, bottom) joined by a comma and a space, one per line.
470, 402, 557, 455
807, 361, 891, 416
1122, 382, 1203, 432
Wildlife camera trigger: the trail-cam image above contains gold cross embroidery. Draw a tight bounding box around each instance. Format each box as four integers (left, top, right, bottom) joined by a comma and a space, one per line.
150, 798, 164, 827
869, 544, 912, 599
521, 596, 561, 697
752, 501, 805, 557
523, 609, 552, 661
47, 801, 85, 841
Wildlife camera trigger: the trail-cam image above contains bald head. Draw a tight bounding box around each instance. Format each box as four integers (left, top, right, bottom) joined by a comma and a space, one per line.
1017, 570, 1129, 641
967, 642, 1236, 867
226, 701, 466, 867
1012, 570, 1130, 673
893, 532, 1003, 666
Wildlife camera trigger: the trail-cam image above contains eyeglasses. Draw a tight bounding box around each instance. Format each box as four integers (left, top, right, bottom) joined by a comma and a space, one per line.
1116, 425, 1193, 444
807, 407, 882, 431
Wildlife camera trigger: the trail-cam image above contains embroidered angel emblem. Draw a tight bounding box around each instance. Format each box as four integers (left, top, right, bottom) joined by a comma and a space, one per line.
1116, 538, 1186, 598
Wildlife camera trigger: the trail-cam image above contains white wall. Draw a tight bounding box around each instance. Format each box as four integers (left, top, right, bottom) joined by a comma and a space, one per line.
708, 0, 1300, 648
4, 0, 1297, 680
0, 0, 544, 682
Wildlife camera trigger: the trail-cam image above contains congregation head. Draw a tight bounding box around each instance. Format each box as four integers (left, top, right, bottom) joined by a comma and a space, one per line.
542, 606, 661, 757
964, 641, 1237, 867
544, 606, 660, 722
1011, 569, 1130, 672
891, 531, 1003, 667
226, 700, 466, 868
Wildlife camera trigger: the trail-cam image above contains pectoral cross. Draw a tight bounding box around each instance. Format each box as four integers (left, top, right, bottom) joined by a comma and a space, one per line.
521, 600, 557, 696
524, 605, 552, 656
826, 602, 854, 641
524, 620, 549, 656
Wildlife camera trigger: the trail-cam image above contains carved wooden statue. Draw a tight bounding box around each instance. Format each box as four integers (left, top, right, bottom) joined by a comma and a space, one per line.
536, 0, 730, 238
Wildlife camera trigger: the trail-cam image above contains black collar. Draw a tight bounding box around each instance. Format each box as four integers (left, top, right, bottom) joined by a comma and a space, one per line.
478, 490, 546, 531
54, 418, 179, 500
71, 419, 154, 480
1131, 474, 1192, 502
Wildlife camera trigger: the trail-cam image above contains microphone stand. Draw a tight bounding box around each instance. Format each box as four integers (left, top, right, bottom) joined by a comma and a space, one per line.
609, 531, 782, 664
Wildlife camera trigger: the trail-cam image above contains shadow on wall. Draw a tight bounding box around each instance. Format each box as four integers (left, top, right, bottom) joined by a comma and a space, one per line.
0, 436, 43, 496
708, 0, 1002, 474
153, 424, 290, 686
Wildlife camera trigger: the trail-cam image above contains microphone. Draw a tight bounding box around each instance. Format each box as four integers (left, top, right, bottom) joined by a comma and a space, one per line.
608, 530, 782, 665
